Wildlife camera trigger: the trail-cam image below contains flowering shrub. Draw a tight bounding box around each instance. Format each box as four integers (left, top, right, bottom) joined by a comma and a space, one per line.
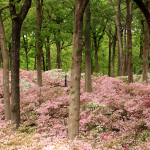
0, 69, 149, 149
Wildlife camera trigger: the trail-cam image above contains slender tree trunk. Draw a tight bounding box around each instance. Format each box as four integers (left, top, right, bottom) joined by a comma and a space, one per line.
85, 3, 92, 92
8, 42, 11, 70
56, 42, 62, 69
124, 22, 128, 76
46, 37, 51, 70
34, 56, 37, 70
36, 0, 43, 86
26, 52, 28, 70
140, 36, 143, 59
0, 51, 1, 68
111, 27, 117, 77
108, 0, 124, 76
93, 37, 99, 73
22, 35, 29, 70
0, 12, 11, 121
108, 27, 112, 77
139, 20, 144, 72
140, 20, 145, 60
68, 0, 89, 140
42, 50, 45, 71
143, 17, 149, 82
126, 0, 133, 83
0, 48, 1, 68
143, 0, 150, 83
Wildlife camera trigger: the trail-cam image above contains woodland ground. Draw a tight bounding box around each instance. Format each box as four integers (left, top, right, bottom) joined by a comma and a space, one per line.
0, 69, 150, 150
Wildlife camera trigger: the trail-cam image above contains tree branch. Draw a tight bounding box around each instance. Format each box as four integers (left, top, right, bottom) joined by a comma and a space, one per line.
9, 0, 17, 17
0, 6, 9, 13
133, 0, 150, 28
79, 0, 89, 17
19, 0, 32, 21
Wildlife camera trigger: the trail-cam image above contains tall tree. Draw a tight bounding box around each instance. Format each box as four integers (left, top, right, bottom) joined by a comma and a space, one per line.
0, 6, 11, 121
36, 0, 43, 86
68, 0, 89, 140
108, 0, 124, 76
45, 37, 51, 70
107, 26, 112, 77
22, 35, 29, 70
126, 0, 133, 83
111, 26, 117, 77
91, 21, 108, 73
85, 3, 92, 92
9, 0, 32, 130
143, 0, 150, 83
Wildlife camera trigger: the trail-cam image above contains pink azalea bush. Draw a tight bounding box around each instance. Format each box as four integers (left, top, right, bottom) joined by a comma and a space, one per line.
0, 69, 149, 149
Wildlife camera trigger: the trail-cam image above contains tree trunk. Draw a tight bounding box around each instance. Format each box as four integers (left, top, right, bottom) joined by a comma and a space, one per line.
8, 42, 11, 70
0, 11, 11, 121
46, 37, 51, 70
111, 26, 117, 77
36, 0, 43, 86
22, 35, 29, 70
0, 51, 1, 68
42, 50, 45, 71
34, 56, 37, 70
11, 19, 21, 130
126, 0, 133, 83
68, 0, 89, 140
108, 27, 112, 77
123, 16, 128, 76
139, 20, 144, 72
9, 0, 32, 130
85, 3, 92, 92
108, 0, 124, 76
56, 42, 62, 69
93, 37, 99, 73
143, 0, 149, 83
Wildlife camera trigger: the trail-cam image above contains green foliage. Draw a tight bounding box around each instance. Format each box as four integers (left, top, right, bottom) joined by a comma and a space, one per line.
0, 0, 148, 77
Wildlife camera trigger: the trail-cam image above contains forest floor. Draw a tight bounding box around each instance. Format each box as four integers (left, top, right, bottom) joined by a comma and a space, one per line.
0, 69, 150, 150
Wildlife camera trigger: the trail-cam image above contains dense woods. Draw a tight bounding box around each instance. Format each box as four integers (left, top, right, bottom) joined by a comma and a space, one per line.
1, 0, 150, 77
0, 0, 150, 149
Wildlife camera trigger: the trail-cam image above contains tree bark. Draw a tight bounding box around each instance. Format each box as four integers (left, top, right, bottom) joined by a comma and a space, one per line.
42, 50, 45, 71
22, 35, 29, 70
0, 49, 1, 68
93, 36, 99, 73
108, 27, 112, 77
126, 0, 133, 83
8, 42, 11, 70
34, 56, 37, 70
111, 26, 117, 77
36, 0, 43, 86
9, 0, 32, 130
143, 0, 150, 83
68, 0, 89, 140
0, 10, 11, 121
56, 42, 62, 69
139, 20, 144, 72
54, 29, 62, 69
0, 52, 1, 68
46, 37, 51, 70
85, 3, 92, 92
108, 0, 124, 76
123, 15, 128, 76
